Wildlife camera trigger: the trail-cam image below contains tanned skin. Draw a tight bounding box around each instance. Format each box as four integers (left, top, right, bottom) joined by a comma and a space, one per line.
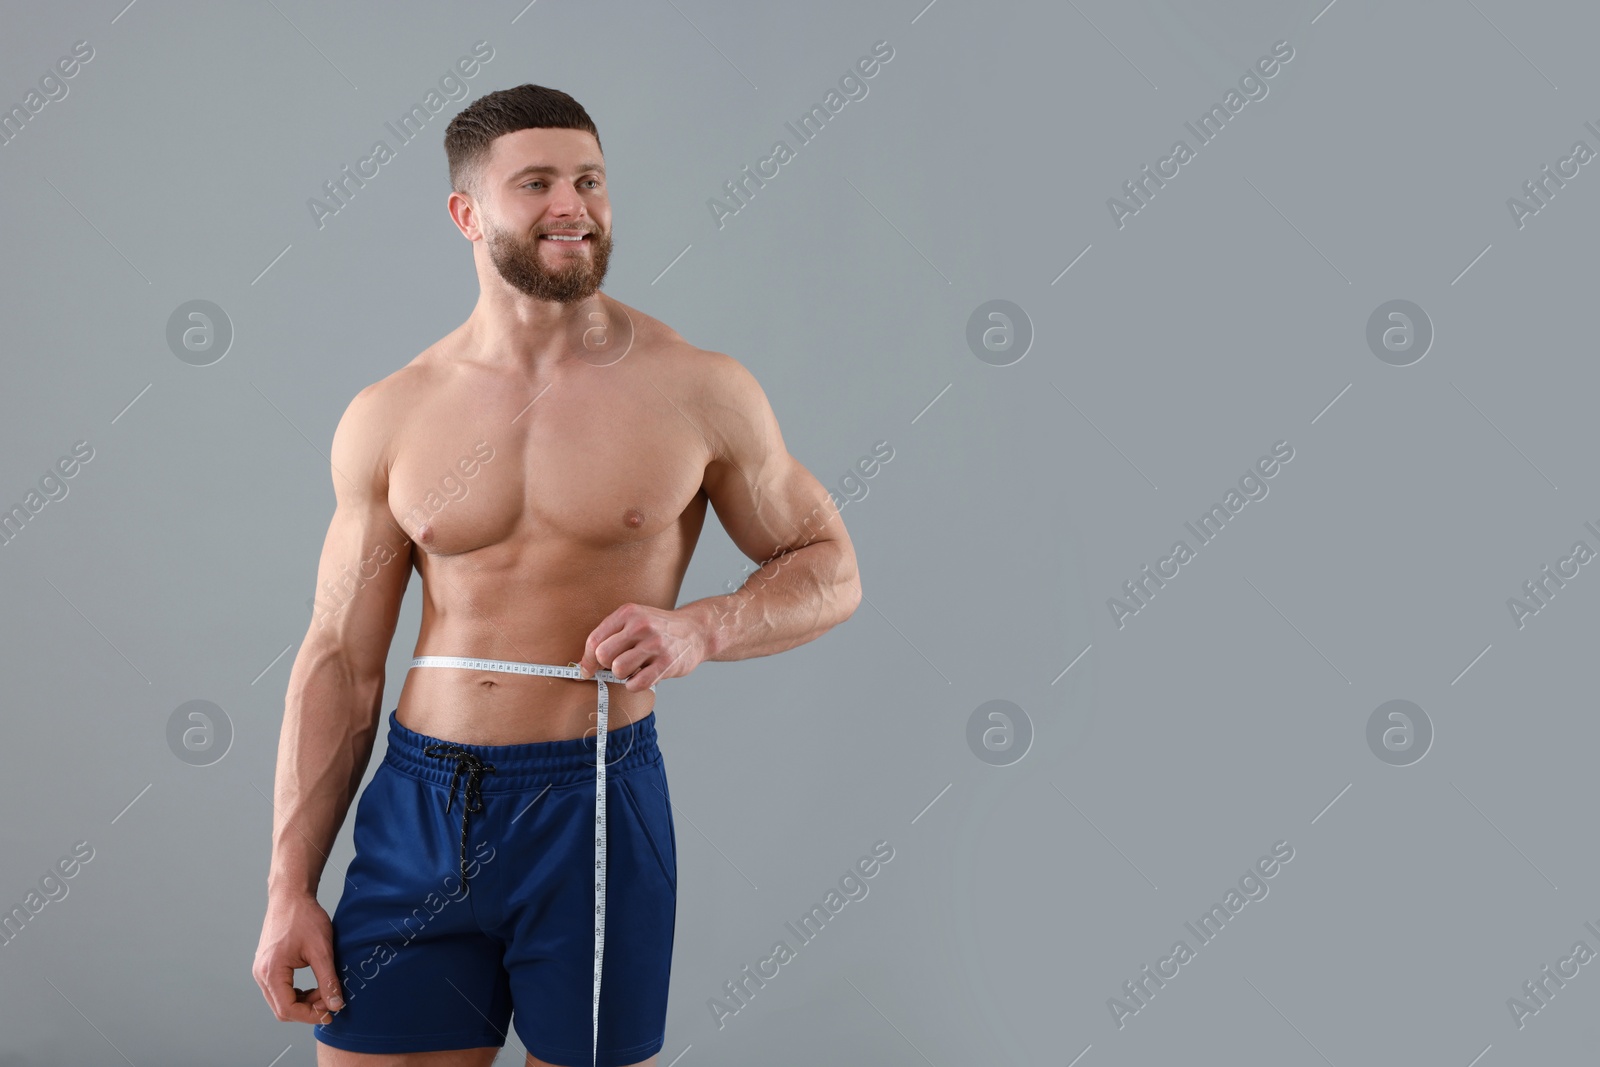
251, 126, 861, 1066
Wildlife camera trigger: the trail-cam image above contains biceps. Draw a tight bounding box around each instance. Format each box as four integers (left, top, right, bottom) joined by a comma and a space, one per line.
709, 452, 843, 564
308, 501, 412, 651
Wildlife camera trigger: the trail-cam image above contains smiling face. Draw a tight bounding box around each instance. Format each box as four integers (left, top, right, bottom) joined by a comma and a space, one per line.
476, 127, 613, 303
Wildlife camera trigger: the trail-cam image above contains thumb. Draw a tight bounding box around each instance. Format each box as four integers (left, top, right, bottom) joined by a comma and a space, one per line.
574, 647, 600, 680
306, 938, 345, 1011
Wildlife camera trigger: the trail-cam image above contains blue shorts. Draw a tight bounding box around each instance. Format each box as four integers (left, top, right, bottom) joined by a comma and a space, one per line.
314, 708, 677, 1066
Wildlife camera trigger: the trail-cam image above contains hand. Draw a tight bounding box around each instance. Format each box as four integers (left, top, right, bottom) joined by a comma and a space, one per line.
576, 603, 709, 691
253, 891, 344, 1025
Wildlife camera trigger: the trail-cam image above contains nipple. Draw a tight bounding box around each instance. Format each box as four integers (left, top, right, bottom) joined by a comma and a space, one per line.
623, 508, 645, 528
416, 522, 434, 544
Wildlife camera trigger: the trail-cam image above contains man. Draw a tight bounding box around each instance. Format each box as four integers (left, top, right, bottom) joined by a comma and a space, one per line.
252, 83, 861, 1067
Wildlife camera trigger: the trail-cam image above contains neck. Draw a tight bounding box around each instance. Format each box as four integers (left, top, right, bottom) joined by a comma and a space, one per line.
458, 284, 610, 375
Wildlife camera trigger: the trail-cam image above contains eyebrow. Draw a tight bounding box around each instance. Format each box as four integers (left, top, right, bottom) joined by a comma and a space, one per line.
505, 162, 606, 184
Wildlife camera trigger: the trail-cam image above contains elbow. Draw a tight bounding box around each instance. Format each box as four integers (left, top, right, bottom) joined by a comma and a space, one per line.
838, 570, 863, 623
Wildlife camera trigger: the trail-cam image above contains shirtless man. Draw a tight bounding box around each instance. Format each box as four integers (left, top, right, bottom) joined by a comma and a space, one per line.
251, 83, 861, 1067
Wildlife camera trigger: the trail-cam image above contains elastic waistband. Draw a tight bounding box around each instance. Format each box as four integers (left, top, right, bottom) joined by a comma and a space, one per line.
381, 708, 659, 791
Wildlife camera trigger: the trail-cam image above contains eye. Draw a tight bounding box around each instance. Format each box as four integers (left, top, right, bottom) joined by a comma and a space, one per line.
522, 180, 544, 190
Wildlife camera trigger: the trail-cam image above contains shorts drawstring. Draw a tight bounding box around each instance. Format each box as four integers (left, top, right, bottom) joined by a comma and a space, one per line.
422, 743, 497, 889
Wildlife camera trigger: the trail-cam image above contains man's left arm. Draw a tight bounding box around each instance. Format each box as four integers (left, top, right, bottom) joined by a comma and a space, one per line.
577, 352, 861, 689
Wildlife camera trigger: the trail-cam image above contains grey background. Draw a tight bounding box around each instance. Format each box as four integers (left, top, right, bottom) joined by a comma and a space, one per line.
0, 0, 1594, 1064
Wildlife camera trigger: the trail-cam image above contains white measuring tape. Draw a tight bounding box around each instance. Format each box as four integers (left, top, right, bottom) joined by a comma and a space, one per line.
408, 655, 656, 1067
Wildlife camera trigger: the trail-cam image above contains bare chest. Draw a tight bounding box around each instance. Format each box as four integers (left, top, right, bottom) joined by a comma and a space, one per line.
385, 371, 709, 556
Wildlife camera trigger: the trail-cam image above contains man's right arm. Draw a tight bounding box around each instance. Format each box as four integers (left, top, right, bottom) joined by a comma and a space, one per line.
253, 383, 412, 1023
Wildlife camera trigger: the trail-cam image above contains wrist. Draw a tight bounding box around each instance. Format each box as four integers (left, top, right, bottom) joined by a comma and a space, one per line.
682, 597, 731, 661
267, 872, 318, 900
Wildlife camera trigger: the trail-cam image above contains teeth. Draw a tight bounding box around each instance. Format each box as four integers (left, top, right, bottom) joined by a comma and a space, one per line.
544, 234, 585, 241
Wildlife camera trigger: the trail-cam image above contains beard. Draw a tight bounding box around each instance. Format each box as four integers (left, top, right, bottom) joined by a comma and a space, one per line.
486, 218, 614, 303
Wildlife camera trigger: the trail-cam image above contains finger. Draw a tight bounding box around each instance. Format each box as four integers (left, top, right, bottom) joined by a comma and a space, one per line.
280, 989, 324, 1025
608, 645, 652, 684
637, 630, 700, 687
261, 960, 312, 1022
296, 984, 337, 1023
578, 612, 625, 678
630, 658, 667, 689
305, 940, 345, 1011
270, 992, 322, 1024
586, 620, 636, 678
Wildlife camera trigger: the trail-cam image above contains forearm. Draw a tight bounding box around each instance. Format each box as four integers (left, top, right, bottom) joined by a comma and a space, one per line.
682, 539, 861, 662
266, 641, 384, 897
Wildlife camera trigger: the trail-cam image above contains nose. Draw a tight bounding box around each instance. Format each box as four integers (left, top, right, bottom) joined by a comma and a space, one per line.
546, 180, 586, 220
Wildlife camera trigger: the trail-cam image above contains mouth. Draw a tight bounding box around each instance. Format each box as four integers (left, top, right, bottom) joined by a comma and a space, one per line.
540, 232, 594, 245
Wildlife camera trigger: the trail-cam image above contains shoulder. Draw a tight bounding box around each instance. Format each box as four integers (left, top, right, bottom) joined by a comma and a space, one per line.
664, 348, 781, 472
621, 305, 769, 412
652, 342, 775, 460
330, 355, 437, 493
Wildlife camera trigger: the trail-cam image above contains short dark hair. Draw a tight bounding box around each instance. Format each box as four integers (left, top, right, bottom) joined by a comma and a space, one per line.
444, 83, 602, 199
